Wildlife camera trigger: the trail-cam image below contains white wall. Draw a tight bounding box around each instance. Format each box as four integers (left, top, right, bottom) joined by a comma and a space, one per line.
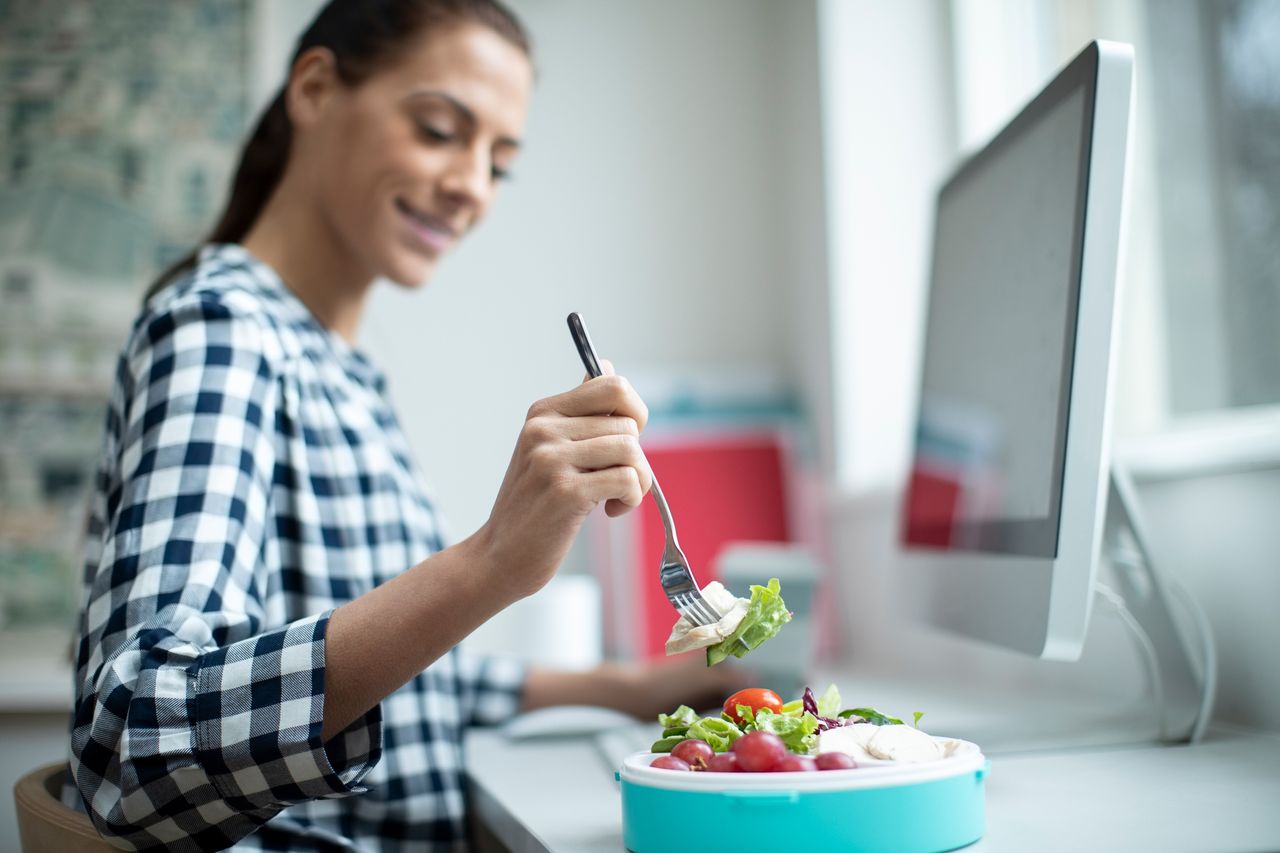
818, 0, 957, 495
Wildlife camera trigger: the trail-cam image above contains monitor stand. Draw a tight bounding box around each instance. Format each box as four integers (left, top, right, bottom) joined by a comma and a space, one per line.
1101, 464, 1215, 743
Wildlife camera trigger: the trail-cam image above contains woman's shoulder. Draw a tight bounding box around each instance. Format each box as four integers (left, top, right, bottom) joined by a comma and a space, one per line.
132, 244, 302, 367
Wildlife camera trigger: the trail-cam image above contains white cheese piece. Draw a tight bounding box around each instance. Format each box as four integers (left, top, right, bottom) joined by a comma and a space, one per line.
663, 582, 749, 655
817, 723, 878, 762
865, 724, 945, 763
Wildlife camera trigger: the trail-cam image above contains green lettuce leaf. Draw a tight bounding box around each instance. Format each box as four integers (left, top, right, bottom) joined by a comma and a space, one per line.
816, 683, 842, 719
751, 708, 821, 754
657, 705, 699, 729
705, 578, 792, 666
687, 717, 743, 753
839, 707, 905, 726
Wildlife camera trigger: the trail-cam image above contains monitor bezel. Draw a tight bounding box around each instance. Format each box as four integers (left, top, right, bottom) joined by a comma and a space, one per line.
897, 40, 1135, 660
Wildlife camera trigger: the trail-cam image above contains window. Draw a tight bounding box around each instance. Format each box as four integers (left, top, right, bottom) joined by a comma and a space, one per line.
951, 0, 1280, 425
1172, 0, 1280, 410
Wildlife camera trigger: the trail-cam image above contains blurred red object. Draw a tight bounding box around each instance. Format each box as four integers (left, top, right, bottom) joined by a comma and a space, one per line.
595, 429, 794, 659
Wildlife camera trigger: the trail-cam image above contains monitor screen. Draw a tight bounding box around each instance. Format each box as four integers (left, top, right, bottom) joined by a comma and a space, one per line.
903, 77, 1095, 560
897, 40, 1132, 660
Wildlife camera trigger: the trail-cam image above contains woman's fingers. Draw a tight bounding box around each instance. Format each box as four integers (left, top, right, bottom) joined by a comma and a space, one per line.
528, 414, 639, 442
559, 434, 653, 493
538, 375, 649, 430
577, 466, 647, 512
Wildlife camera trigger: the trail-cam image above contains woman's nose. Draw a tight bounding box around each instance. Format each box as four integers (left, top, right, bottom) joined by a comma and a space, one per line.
439, 147, 493, 210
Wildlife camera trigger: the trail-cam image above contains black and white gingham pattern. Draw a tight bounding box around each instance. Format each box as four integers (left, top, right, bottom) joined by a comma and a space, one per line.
66, 243, 525, 851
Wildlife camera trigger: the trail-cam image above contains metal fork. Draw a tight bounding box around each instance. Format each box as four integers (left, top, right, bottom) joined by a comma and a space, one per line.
566, 312, 723, 627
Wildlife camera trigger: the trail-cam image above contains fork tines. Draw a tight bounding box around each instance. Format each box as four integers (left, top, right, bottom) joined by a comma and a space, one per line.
671, 590, 721, 627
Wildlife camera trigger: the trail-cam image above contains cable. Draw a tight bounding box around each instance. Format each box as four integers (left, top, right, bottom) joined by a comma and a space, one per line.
1105, 463, 1218, 743
1094, 581, 1167, 741
1104, 541, 1218, 743
1162, 570, 1218, 743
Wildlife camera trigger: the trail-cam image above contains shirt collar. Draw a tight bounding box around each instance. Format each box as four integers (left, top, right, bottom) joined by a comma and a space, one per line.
201, 242, 388, 393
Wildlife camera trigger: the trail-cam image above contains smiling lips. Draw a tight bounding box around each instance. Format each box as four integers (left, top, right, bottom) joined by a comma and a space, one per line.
396, 197, 458, 254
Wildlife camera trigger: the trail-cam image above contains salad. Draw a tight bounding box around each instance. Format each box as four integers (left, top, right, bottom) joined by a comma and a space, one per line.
649, 684, 955, 772
665, 578, 792, 666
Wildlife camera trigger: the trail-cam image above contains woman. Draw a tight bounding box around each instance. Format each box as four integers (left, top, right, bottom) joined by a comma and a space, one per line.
66, 1, 743, 849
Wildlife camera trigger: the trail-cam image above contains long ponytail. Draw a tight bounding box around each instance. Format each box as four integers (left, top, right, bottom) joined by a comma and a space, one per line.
143, 91, 291, 303
142, 0, 531, 305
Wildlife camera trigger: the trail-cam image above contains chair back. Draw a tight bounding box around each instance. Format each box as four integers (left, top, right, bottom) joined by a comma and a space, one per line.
13, 762, 118, 853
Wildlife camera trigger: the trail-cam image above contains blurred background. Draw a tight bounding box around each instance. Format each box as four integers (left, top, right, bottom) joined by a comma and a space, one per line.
1, 0, 1278, 846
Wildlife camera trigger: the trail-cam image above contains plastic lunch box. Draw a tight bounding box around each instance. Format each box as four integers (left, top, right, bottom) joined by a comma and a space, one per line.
616, 738, 989, 853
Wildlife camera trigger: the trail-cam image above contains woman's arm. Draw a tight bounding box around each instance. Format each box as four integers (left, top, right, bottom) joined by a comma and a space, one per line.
71, 299, 383, 850
520, 656, 755, 721
321, 373, 655, 739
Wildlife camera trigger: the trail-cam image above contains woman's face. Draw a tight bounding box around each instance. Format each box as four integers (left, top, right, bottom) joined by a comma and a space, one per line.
299, 22, 534, 287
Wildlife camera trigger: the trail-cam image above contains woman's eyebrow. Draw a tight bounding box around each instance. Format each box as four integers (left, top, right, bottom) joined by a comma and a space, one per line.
405, 89, 522, 149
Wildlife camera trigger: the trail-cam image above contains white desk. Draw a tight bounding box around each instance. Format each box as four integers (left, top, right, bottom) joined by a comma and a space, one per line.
465, 724, 1280, 853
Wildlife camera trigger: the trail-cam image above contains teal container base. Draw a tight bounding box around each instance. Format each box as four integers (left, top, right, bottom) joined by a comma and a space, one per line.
621, 767, 986, 853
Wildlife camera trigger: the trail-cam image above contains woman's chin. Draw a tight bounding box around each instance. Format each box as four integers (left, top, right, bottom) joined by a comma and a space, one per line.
382, 251, 439, 288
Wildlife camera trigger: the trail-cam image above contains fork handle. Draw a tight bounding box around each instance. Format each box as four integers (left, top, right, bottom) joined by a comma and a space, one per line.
567, 312, 603, 379
647, 477, 684, 558
565, 313, 683, 554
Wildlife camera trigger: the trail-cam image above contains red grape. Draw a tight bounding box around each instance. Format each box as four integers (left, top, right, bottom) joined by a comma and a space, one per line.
732, 731, 787, 772
671, 739, 714, 770
773, 755, 817, 772
815, 752, 858, 771
650, 755, 692, 771
705, 752, 741, 772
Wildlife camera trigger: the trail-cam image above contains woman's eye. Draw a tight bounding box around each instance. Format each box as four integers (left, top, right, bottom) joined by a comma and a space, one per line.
491, 165, 512, 182
417, 123, 453, 143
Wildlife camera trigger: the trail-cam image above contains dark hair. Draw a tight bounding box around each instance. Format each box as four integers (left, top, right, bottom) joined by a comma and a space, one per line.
143, 0, 531, 304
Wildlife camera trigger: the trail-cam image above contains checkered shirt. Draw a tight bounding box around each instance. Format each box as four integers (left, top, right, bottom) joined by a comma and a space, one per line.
65, 243, 526, 851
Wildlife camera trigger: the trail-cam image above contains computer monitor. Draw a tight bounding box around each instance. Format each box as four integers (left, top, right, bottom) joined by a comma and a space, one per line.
899, 40, 1134, 661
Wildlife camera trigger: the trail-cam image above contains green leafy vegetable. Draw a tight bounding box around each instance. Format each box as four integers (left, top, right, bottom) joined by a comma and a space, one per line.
816, 684, 842, 719
705, 578, 792, 666
687, 717, 743, 753
839, 707, 905, 726
650, 736, 684, 753
657, 705, 699, 729
913, 711, 925, 728
751, 708, 821, 754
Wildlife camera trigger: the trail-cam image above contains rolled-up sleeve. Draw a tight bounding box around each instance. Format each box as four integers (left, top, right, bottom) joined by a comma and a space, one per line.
68, 296, 381, 851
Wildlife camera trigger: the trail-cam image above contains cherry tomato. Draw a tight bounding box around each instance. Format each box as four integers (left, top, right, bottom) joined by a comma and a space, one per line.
722, 688, 784, 724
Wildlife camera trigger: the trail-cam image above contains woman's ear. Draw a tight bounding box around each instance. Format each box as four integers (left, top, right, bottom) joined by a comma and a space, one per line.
285, 46, 341, 128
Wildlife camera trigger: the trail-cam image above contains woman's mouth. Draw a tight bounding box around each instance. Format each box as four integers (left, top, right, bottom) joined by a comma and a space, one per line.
395, 198, 457, 254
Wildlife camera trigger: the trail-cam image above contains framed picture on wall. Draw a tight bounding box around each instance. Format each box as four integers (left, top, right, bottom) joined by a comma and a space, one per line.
0, 0, 253, 707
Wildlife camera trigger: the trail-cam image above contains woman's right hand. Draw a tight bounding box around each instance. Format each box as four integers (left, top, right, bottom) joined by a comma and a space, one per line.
475, 370, 652, 599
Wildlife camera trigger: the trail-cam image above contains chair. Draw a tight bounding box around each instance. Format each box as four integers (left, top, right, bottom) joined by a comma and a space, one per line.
13, 762, 117, 853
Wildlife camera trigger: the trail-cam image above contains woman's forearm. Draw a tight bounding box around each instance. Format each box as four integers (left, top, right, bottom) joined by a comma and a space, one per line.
522, 656, 756, 721
321, 530, 516, 740
521, 663, 643, 715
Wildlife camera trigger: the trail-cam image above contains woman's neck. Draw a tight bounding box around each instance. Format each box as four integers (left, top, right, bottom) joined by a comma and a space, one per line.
242, 181, 373, 345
